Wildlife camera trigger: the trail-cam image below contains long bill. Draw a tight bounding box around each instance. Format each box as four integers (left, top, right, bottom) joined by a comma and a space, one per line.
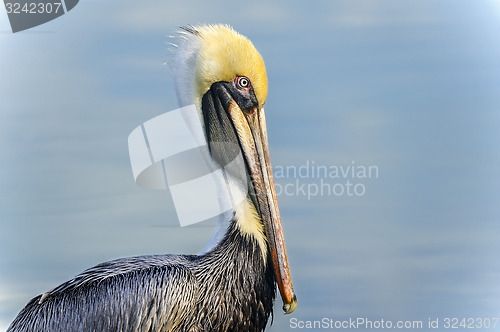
227, 101, 297, 314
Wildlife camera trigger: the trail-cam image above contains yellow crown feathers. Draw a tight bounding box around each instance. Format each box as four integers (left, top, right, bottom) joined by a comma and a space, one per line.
187, 24, 268, 108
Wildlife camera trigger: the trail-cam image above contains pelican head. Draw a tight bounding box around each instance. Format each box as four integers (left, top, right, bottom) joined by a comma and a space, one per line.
172, 24, 297, 314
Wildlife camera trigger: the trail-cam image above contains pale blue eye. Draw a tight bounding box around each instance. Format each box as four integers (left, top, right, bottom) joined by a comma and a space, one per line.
238, 76, 250, 89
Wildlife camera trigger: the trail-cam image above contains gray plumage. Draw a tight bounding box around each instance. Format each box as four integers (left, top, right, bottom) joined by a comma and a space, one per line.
7, 223, 276, 332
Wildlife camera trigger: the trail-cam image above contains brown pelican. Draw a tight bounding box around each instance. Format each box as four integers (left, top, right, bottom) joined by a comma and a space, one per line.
8, 24, 297, 332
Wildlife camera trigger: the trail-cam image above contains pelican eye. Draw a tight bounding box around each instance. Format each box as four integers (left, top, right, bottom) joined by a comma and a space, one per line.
235, 76, 251, 90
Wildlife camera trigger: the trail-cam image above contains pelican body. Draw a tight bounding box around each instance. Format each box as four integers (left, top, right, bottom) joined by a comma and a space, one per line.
8, 24, 296, 332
